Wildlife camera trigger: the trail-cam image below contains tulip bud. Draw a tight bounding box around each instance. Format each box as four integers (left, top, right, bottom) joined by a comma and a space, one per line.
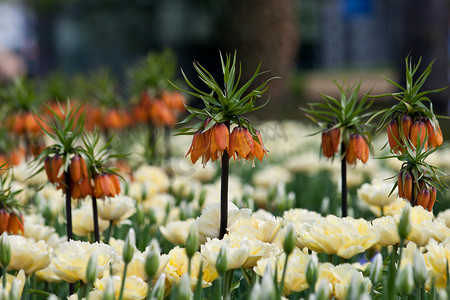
438, 290, 448, 300
249, 282, 262, 300
0, 233, 10, 267
86, 252, 98, 284
413, 249, 428, 285
387, 120, 400, 152
102, 276, 115, 300
186, 224, 199, 259
306, 255, 319, 289
259, 264, 277, 300
150, 273, 166, 300
9, 277, 20, 300
123, 228, 136, 264
178, 274, 193, 300
145, 241, 160, 279
215, 245, 227, 274
369, 253, 383, 286
396, 264, 414, 296
315, 279, 330, 300
283, 224, 296, 255
346, 275, 365, 300
398, 207, 411, 240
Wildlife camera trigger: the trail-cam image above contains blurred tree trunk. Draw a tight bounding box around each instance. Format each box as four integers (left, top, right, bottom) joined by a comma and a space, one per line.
220, 0, 300, 117
395, 0, 449, 113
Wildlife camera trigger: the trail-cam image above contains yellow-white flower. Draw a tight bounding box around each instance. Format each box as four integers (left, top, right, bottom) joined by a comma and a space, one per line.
97, 195, 137, 224
407, 206, 450, 247
5, 235, 50, 274
134, 165, 169, 193
201, 237, 250, 271
72, 201, 109, 237
357, 180, 398, 207
316, 263, 371, 299
24, 220, 56, 242
195, 202, 251, 243
160, 218, 196, 246
227, 215, 282, 243
252, 165, 292, 188
113, 247, 169, 282
424, 238, 450, 289
253, 248, 310, 295
0, 270, 26, 297
369, 197, 408, 217
437, 209, 450, 228
297, 215, 379, 259
372, 216, 400, 247
51, 241, 117, 283
164, 246, 217, 290
94, 275, 148, 300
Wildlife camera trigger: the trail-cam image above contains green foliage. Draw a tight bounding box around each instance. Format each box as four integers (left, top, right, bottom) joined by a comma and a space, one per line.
370, 56, 447, 134
173, 51, 277, 136
302, 80, 373, 139
127, 48, 179, 97
0, 76, 43, 112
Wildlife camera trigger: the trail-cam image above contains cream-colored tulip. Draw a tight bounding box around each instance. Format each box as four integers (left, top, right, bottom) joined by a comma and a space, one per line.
51, 241, 117, 283
195, 202, 251, 243
97, 195, 137, 224
0, 270, 25, 297
160, 219, 196, 246
254, 248, 310, 295
6, 235, 50, 274
424, 238, 450, 290
201, 237, 250, 271
94, 275, 148, 300
316, 263, 371, 299
72, 201, 109, 236
372, 216, 400, 247
164, 246, 217, 290
134, 165, 169, 193
437, 209, 450, 228
297, 215, 379, 259
357, 180, 398, 207
407, 206, 450, 247
227, 216, 282, 243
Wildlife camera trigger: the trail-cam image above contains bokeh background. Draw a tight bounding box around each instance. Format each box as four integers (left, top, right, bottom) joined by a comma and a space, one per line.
0, 0, 449, 120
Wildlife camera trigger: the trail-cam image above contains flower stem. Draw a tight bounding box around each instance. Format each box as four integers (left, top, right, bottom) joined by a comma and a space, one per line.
105, 220, 113, 244
1, 266, 6, 289
219, 121, 230, 239
341, 142, 348, 218
92, 196, 100, 243
279, 253, 290, 298
118, 263, 128, 300
64, 169, 73, 241
223, 269, 234, 300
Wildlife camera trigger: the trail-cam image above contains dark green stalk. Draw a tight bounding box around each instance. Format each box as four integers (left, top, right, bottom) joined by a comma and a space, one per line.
118, 263, 128, 300
1, 267, 6, 290
64, 168, 75, 295
105, 221, 113, 244
341, 142, 347, 217
91, 196, 100, 243
279, 253, 290, 298
219, 121, 230, 239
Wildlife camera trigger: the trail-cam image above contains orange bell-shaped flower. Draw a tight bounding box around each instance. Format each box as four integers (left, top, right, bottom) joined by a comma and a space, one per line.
7, 212, 24, 235
428, 187, 437, 212
44, 154, 64, 184
410, 119, 428, 150
416, 188, 430, 210
0, 209, 9, 234
253, 131, 267, 162
321, 131, 334, 158
401, 115, 412, 138
425, 119, 443, 148
387, 120, 401, 153
229, 127, 254, 161
346, 134, 369, 165
186, 131, 208, 164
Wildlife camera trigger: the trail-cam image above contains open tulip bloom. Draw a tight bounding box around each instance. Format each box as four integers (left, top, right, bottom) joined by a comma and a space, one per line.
172, 52, 276, 238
